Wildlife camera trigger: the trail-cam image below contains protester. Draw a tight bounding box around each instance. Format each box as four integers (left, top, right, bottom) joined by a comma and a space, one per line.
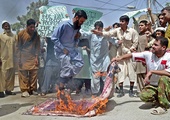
51, 10, 87, 93
81, 21, 119, 96
108, 22, 121, 93
92, 15, 138, 97
108, 22, 120, 60
148, 27, 166, 49
111, 36, 170, 115
154, 27, 166, 37
0, 20, 16, 97
161, 6, 170, 48
158, 13, 167, 28
147, 8, 155, 26
16, 19, 40, 97
37, 37, 47, 93
40, 37, 60, 96
136, 20, 150, 95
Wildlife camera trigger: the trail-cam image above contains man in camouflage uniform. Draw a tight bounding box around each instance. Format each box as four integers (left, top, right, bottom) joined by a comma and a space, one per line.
111, 36, 170, 115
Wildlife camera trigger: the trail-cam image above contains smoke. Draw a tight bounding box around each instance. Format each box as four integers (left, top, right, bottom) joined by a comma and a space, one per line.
66, 78, 84, 92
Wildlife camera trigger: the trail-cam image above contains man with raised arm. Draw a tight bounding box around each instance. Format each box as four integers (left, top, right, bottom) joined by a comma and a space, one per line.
92, 15, 138, 97
111, 36, 170, 115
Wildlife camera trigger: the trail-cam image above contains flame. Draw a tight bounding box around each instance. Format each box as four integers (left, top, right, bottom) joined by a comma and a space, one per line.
55, 90, 108, 115
29, 62, 120, 117
32, 89, 108, 116
32, 106, 40, 113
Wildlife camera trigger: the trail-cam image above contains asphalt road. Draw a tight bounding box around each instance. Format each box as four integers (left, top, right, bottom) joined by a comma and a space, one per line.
0, 77, 170, 120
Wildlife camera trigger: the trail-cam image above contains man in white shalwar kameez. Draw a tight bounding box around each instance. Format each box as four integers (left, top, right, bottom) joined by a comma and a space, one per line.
0, 20, 16, 97
81, 21, 119, 95
92, 15, 139, 97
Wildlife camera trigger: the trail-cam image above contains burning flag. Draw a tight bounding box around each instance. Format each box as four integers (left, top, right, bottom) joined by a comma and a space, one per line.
23, 62, 120, 117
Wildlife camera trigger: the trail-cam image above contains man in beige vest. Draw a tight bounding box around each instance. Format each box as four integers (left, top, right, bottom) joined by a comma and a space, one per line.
136, 20, 150, 96
0, 20, 16, 98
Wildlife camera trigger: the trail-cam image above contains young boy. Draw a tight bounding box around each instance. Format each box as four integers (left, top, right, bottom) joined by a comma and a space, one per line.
81, 21, 119, 96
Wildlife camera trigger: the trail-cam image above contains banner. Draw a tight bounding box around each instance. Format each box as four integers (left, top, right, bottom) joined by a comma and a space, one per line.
73, 8, 103, 32
38, 6, 68, 37
123, 8, 147, 18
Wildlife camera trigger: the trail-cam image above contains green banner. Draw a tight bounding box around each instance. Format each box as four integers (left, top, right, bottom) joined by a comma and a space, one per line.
73, 8, 103, 32
123, 8, 148, 18
38, 6, 68, 37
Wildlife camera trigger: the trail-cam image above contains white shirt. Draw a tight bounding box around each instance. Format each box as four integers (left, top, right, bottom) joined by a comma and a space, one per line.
103, 27, 139, 52
132, 51, 170, 86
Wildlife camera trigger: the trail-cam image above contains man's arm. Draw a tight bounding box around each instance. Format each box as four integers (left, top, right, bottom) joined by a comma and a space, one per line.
111, 53, 132, 62
51, 23, 65, 51
150, 70, 170, 77
104, 25, 112, 31
144, 56, 170, 84
130, 29, 139, 52
144, 70, 170, 85
15, 31, 23, 65
108, 37, 122, 47
79, 29, 91, 40
132, 17, 139, 33
51, 23, 70, 55
15, 32, 22, 58
35, 34, 40, 66
91, 28, 117, 37
147, 8, 155, 25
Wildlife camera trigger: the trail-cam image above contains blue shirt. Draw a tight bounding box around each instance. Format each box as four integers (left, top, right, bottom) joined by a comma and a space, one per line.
51, 20, 79, 54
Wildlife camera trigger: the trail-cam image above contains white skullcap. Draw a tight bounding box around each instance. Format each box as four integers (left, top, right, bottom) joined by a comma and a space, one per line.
154, 27, 166, 32
2, 20, 9, 28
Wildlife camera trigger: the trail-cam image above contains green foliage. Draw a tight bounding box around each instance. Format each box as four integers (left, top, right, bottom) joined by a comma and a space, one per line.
11, 22, 22, 33
165, 2, 170, 6
11, 0, 48, 33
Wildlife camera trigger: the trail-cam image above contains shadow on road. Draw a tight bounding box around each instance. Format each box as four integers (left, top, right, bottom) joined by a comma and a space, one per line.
139, 103, 153, 110
0, 103, 33, 117
116, 100, 142, 106
106, 99, 116, 112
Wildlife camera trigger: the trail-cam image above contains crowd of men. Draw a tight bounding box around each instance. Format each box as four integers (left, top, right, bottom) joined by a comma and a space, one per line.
0, 6, 170, 115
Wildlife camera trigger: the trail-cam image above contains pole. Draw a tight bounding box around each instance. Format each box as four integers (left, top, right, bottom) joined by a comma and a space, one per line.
147, 0, 151, 8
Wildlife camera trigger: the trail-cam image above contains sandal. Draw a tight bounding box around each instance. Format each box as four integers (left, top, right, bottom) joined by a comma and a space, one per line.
151, 107, 167, 115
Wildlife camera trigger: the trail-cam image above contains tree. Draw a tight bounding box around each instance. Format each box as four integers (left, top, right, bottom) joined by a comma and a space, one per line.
165, 2, 170, 6
11, 0, 48, 33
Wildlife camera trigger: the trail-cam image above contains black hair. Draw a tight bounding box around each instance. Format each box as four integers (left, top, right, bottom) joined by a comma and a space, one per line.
74, 10, 88, 19
119, 15, 130, 23
112, 22, 120, 28
158, 13, 163, 18
161, 6, 170, 12
26, 19, 36, 26
155, 36, 168, 48
151, 32, 156, 39
94, 21, 103, 28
